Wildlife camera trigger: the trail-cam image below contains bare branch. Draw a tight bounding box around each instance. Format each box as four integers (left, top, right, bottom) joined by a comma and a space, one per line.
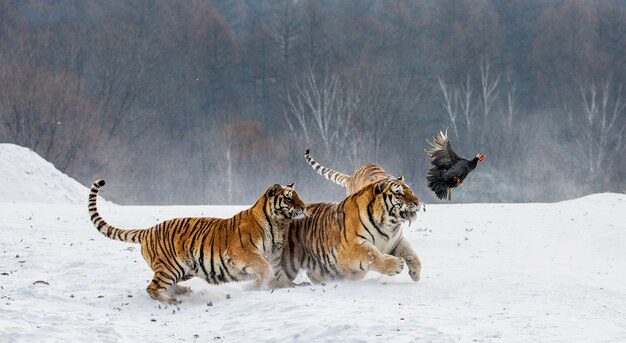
437, 77, 459, 138
480, 59, 500, 119
459, 74, 474, 137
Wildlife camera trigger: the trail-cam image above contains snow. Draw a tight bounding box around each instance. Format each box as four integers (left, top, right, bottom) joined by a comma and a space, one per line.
0, 144, 89, 204
1, 144, 625, 342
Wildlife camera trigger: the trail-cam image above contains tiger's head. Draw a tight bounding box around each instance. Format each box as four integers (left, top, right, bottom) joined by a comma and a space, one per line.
266, 183, 306, 222
372, 176, 421, 228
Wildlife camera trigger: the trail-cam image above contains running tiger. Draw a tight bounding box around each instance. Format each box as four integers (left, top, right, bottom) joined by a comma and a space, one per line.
88, 180, 305, 304
304, 149, 392, 196
277, 177, 422, 285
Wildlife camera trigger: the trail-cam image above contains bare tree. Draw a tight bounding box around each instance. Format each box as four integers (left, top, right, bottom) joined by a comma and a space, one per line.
438, 74, 474, 142
357, 66, 417, 163
459, 74, 475, 141
505, 83, 519, 136
0, 63, 97, 170
296, 0, 327, 69
570, 79, 625, 186
90, 19, 153, 141
272, 0, 301, 70
284, 88, 311, 147
437, 77, 460, 139
285, 67, 360, 160
479, 59, 501, 121
221, 112, 235, 204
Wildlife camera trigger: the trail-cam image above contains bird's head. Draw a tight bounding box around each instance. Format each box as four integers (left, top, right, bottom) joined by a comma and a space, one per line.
475, 153, 485, 162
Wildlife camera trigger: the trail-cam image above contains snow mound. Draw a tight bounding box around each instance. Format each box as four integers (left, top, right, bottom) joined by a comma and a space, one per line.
560, 192, 625, 205
0, 144, 89, 204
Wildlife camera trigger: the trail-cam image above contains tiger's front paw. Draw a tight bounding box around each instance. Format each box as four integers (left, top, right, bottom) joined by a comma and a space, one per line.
383, 256, 405, 276
406, 257, 421, 282
409, 268, 421, 282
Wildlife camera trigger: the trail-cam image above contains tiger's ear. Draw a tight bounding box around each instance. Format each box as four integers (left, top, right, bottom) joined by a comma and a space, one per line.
374, 180, 386, 194
398, 175, 405, 182
268, 184, 282, 197
287, 183, 295, 189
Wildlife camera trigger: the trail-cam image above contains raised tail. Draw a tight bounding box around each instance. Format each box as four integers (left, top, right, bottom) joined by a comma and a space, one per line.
88, 180, 144, 243
304, 149, 350, 188
426, 168, 451, 201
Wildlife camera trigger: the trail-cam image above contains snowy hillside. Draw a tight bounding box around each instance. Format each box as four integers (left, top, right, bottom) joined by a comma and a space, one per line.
0, 144, 89, 204
0, 145, 625, 342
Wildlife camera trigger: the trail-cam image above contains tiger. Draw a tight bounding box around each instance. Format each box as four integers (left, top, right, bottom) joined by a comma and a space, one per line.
277, 177, 422, 286
304, 149, 393, 196
88, 179, 305, 304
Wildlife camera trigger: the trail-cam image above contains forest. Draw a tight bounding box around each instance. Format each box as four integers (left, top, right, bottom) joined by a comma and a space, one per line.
1, 0, 624, 204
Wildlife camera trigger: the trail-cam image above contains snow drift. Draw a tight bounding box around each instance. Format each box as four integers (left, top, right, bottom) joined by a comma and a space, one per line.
0, 144, 89, 204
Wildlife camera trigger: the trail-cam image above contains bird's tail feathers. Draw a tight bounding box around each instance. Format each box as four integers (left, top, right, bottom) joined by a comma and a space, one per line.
426, 168, 451, 201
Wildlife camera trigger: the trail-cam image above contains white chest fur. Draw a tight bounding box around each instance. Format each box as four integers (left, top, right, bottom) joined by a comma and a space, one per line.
374, 226, 403, 254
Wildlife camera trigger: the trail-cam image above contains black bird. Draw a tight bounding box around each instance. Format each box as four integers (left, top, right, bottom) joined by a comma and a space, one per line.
425, 130, 484, 201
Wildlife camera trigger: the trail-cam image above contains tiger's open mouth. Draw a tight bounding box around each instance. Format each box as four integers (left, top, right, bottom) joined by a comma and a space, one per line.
400, 199, 422, 222
400, 209, 418, 222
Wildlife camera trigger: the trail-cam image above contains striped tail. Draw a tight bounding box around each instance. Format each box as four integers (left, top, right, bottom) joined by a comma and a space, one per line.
88, 180, 144, 243
304, 149, 350, 188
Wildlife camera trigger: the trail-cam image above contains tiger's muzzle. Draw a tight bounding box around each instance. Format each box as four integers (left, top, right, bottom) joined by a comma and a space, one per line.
400, 201, 420, 222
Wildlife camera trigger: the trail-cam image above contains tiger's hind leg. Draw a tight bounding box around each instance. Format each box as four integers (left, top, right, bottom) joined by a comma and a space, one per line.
274, 268, 297, 288
146, 270, 181, 304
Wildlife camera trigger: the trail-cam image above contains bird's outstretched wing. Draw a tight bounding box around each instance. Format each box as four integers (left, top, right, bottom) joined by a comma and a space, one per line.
425, 129, 461, 168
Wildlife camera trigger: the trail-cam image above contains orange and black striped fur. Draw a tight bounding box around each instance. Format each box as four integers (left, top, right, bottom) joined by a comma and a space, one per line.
277, 177, 422, 285
88, 180, 305, 304
304, 149, 393, 196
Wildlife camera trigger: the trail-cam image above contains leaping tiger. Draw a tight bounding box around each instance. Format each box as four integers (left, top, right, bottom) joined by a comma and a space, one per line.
88, 180, 305, 304
277, 177, 422, 285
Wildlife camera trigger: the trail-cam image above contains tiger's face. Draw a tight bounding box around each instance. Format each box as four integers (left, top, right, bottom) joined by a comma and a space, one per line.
267, 183, 306, 222
374, 177, 421, 226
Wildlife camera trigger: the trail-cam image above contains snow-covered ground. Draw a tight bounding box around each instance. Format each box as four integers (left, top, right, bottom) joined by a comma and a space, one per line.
1, 144, 625, 342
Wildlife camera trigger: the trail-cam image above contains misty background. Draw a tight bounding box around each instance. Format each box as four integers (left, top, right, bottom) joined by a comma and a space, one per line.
0, 0, 624, 205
